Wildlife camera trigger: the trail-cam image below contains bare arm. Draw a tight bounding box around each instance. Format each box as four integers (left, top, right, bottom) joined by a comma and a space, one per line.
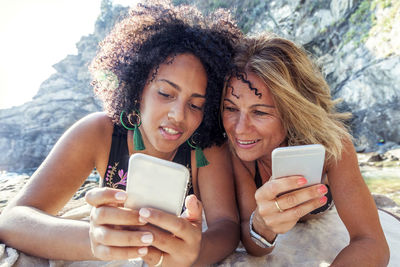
330, 139, 389, 266
0, 112, 112, 260
233, 153, 326, 257
193, 143, 240, 265
231, 153, 275, 256
0, 206, 94, 260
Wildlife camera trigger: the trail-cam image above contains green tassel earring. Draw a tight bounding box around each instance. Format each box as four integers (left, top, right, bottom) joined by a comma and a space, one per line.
187, 138, 209, 168
120, 110, 145, 151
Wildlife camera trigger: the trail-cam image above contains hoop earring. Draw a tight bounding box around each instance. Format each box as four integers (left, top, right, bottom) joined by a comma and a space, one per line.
120, 110, 145, 151
187, 135, 209, 168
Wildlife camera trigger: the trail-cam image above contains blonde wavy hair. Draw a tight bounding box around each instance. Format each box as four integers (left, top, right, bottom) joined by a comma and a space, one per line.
225, 33, 352, 164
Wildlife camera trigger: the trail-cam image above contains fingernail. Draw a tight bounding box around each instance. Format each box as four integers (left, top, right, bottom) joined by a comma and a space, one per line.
138, 247, 148, 255
115, 191, 126, 200
139, 208, 150, 218
320, 196, 328, 204
297, 178, 307, 185
188, 195, 198, 207
141, 233, 153, 244
318, 185, 328, 194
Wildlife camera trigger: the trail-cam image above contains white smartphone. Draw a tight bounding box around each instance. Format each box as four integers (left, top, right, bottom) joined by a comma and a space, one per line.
125, 153, 190, 216
271, 144, 325, 187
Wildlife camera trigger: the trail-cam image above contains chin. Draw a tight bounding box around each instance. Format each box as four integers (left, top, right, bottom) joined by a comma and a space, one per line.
154, 140, 183, 153
234, 149, 260, 162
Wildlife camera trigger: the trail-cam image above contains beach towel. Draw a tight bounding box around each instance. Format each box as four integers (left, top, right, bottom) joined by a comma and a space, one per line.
1, 206, 399, 267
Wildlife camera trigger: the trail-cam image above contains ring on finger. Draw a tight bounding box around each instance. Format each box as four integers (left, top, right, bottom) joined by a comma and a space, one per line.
274, 198, 284, 213
154, 252, 164, 267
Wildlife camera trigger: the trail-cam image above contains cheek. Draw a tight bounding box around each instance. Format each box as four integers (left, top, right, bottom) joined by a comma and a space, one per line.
188, 111, 204, 132
263, 120, 286, 142
274, 120, 286, 137
222, 113, 235, 131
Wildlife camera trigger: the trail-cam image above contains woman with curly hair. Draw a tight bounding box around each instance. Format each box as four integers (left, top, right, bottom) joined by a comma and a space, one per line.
222, 33, 389, 265
0, 1, 242, 266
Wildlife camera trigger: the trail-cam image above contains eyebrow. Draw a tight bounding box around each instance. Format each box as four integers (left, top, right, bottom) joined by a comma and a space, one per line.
158, 79, 206, 98
223, 98, 275, 108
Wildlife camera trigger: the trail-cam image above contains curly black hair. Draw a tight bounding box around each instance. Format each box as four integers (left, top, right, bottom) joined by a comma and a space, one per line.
89, 0, 242, 149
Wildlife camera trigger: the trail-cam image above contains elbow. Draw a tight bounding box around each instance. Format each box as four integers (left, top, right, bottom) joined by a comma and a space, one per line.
368, 235, 390, 266
0, 211, 11, 244
226, 220, 241, 253
381, 239, 390, 266
242, 239, 274, 257
246, 246, 274, 257
351, 235, 390, 266
0, 205, 25, 245
373, 240, 390, 267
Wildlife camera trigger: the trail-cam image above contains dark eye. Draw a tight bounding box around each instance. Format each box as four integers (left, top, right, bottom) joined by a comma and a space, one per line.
254, 110, 268, 116
158, 91, 172, 98
224, 106, 237, 112
189, 103, 203, 111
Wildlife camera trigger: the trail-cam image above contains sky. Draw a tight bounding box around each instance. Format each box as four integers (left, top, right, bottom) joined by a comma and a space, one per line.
0, 0, 135, 110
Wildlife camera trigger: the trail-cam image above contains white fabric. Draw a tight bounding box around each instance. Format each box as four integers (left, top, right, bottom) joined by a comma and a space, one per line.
215, 208, 400, 267
0, 208, 398, 267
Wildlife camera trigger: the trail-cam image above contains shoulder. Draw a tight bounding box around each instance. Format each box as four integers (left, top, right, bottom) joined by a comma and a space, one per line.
327, 137, 357, 172
325, 137, 362, 190
71, 112, 113, 133
192, 142, 232, 173
61, 112, 114, 143
58, 112, 114, 157
202, 142, 230, 159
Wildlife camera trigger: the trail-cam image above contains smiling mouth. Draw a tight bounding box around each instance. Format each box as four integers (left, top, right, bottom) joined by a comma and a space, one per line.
162, 127, 180, 135
159, 126, 184, 141
237, 139, 259, 145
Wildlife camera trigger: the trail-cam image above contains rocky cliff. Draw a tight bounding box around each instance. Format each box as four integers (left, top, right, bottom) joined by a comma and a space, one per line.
0, 0, 399, 171
182, 0, 400, 152
0, 1, 127, 171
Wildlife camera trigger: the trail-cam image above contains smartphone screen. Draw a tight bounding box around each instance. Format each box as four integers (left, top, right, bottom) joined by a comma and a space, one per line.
125, 153, 190, 216
271, 144, 325, 187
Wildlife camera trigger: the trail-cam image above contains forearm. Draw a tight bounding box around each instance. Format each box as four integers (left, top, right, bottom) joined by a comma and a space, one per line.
0, 206, 96, 261
240, 220, 275, 257
331, 237, 389, 267
193, 219, 240, 266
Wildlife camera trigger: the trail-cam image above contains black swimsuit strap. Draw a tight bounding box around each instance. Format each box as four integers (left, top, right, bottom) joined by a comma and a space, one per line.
254, 161, 263, 189
103, 124, 193, 194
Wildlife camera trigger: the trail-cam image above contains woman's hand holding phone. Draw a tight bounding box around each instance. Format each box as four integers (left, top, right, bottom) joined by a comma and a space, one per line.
85, 187, 152, 260
252, 176, 328, 236
140, 194, 203, 267
86, 187, 203, 266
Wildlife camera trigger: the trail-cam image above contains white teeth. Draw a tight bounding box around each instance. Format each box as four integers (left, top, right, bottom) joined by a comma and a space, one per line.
238, 140, 256, 145
163, 127, 179, 135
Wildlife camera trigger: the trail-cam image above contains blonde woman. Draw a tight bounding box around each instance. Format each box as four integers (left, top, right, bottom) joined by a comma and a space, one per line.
222, 33, 390, 266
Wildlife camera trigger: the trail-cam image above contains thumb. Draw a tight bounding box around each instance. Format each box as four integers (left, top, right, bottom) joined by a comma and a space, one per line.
181, 194, 203, 222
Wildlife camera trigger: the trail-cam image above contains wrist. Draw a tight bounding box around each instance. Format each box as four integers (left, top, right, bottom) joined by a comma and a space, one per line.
249, 211, 277, 248
252, 211, 277, 242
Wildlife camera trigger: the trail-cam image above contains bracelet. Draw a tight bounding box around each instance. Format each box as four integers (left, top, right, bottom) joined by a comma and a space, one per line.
249, 211, 277, 248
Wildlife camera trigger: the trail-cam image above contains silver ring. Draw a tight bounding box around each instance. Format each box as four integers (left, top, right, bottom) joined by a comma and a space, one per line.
274, 199, 284, 213
154, 252, 164, 267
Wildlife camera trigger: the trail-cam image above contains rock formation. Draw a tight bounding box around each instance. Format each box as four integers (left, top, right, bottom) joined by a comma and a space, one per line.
0, 1, 127, 171
0, 0, 399, 171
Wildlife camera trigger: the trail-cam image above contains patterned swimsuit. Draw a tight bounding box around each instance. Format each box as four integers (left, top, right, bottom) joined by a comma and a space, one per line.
102, 124, 193, 195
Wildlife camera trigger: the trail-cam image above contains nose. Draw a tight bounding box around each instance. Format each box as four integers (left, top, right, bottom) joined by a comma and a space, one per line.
235, 113, 250, 134
168, 102, 185, 123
